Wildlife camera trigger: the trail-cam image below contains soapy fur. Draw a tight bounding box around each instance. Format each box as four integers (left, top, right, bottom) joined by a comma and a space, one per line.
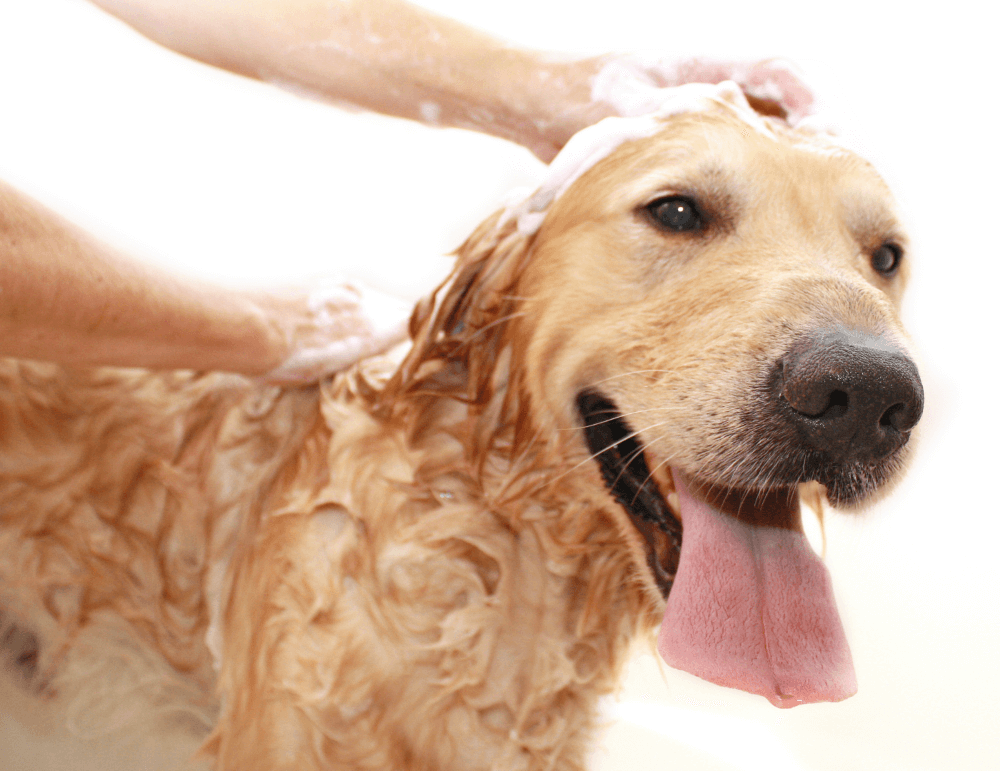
505, 81, 777, 235
0, 84, 915, 770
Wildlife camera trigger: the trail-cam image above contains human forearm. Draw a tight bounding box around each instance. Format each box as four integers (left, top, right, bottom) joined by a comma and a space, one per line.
88, 0, 814, 161
89, 0, 611, 160
0, 179, 284, 373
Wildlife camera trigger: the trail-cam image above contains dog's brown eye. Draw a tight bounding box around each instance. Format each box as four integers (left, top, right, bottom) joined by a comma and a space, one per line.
647, 196, 703, 232
871, 243, 902, 276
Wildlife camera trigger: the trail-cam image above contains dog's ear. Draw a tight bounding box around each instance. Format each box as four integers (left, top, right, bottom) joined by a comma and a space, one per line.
384, 209, 537, 406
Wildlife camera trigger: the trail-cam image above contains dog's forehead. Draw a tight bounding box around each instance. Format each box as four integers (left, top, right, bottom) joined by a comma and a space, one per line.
603, 113, 879, 193
559, 112, 900, 235
506, 82, 895, 237
504, 81, 769, 234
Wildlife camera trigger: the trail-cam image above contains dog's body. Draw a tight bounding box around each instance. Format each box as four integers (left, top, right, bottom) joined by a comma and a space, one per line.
0, 85, 921, 770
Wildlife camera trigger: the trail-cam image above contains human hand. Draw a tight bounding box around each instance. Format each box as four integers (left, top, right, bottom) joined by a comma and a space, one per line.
258, 281, 412, 384
589, 55, 815, 124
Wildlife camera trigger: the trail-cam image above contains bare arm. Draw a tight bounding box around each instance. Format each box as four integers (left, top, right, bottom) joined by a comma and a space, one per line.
0, 180, 407, 377
89, 0, 609, 161
89, 0, 814, 162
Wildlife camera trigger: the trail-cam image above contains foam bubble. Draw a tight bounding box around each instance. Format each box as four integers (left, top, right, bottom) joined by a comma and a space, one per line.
502, 81, 768, 236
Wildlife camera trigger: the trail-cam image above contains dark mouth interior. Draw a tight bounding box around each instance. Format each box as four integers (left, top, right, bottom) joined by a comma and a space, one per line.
576, 391, 683, 597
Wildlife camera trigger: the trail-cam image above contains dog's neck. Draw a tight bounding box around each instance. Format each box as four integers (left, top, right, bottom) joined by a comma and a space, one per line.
382, 338, 659, 639
336, 216, 664, 764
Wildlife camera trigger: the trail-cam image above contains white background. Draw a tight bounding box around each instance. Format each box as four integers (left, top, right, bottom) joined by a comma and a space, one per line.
0, 1, 997, 770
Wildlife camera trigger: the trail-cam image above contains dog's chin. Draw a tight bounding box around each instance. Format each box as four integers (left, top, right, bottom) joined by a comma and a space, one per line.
794, 450, 907, 509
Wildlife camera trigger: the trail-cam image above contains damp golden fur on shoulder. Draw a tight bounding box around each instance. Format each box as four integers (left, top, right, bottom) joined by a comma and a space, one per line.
1, 83, 922, 769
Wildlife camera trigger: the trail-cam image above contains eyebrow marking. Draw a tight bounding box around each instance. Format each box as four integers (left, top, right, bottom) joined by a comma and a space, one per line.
841, 190, 906, 248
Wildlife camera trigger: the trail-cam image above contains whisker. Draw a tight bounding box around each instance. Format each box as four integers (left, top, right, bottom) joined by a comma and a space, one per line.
629, 435, 675, 505
497, 293, 536, 304
589, 370, 675, 387
459, 311, 529, 347
607, 440, 657, 499
542, 418, 674, 491
555, 406, 660, 431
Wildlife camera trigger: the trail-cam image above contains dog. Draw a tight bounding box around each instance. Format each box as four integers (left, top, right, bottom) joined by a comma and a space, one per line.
0, 82, 922, 770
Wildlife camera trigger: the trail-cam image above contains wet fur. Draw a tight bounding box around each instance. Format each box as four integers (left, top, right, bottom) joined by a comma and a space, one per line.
0, 109, 913, 769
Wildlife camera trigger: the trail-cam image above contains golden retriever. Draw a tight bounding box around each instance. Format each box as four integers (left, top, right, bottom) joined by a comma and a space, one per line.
0, 83, 922, 770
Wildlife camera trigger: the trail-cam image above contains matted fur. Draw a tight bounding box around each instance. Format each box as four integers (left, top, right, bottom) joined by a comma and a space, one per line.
0, 103, 914, 770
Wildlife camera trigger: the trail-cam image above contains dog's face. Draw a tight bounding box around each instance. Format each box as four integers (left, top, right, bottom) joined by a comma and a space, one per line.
505, 99, 922, 706
522, 106, 920, 496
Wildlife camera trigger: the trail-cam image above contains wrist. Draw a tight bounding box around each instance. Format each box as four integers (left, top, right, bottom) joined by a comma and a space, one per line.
240, 290, 298, 375
524, 55, 617, 159
451, 51, 614, 162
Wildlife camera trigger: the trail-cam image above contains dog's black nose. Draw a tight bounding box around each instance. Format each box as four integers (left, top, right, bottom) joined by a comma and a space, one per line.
779, 327, 923, 463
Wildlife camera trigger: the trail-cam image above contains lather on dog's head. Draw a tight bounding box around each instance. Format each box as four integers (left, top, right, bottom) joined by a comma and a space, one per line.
387, 82, 921, 707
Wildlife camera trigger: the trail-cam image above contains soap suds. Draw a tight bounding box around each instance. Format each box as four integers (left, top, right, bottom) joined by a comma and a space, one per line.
267, 280, 411, 383
503, 81, 768, 236
419, 100, 442, 125
591, 56, 815, 124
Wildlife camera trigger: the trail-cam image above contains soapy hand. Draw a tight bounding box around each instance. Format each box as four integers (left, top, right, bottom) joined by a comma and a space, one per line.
589, 55, 815, 125
260, 281, 412, 384
527, 54, 816, 161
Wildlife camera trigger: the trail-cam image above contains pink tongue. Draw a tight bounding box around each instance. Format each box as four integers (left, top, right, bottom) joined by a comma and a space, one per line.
657, 475, 856, 708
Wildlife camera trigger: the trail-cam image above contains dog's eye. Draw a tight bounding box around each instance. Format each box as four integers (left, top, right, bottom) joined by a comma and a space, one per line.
647, 196, 703, 232
871, 243, 903, 276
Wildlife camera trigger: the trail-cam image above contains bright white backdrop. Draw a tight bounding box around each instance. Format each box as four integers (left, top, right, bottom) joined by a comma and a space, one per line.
0, 1, 997, 770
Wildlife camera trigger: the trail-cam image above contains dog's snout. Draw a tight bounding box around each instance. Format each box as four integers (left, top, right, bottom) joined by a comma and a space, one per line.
778, 327, 923, 462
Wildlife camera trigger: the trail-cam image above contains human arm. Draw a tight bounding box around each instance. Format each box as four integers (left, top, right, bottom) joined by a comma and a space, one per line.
0, 180, 407, 378
88, 0, 814, 162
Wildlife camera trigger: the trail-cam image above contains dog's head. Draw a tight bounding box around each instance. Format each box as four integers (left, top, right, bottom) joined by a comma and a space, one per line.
391, 83, 921, 708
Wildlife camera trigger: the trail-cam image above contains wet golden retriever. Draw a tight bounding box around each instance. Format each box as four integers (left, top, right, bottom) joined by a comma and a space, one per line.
0, 83, 921, 770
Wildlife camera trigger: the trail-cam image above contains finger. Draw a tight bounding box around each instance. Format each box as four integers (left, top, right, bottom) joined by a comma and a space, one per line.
742, 59, 816, 123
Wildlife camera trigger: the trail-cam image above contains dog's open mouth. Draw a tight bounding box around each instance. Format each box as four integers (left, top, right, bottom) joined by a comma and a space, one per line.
576, 391, 683, 597
577, 390, 857, 708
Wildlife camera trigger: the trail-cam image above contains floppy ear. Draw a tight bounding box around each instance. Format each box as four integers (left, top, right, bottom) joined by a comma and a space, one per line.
385, 209, 537, 407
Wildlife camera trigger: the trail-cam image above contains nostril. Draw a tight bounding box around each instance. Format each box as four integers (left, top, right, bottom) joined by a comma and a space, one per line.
824, 390, 849, 420
784, 387, 849, 420
880, 404, 898, 429
880, 402, 914, 432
